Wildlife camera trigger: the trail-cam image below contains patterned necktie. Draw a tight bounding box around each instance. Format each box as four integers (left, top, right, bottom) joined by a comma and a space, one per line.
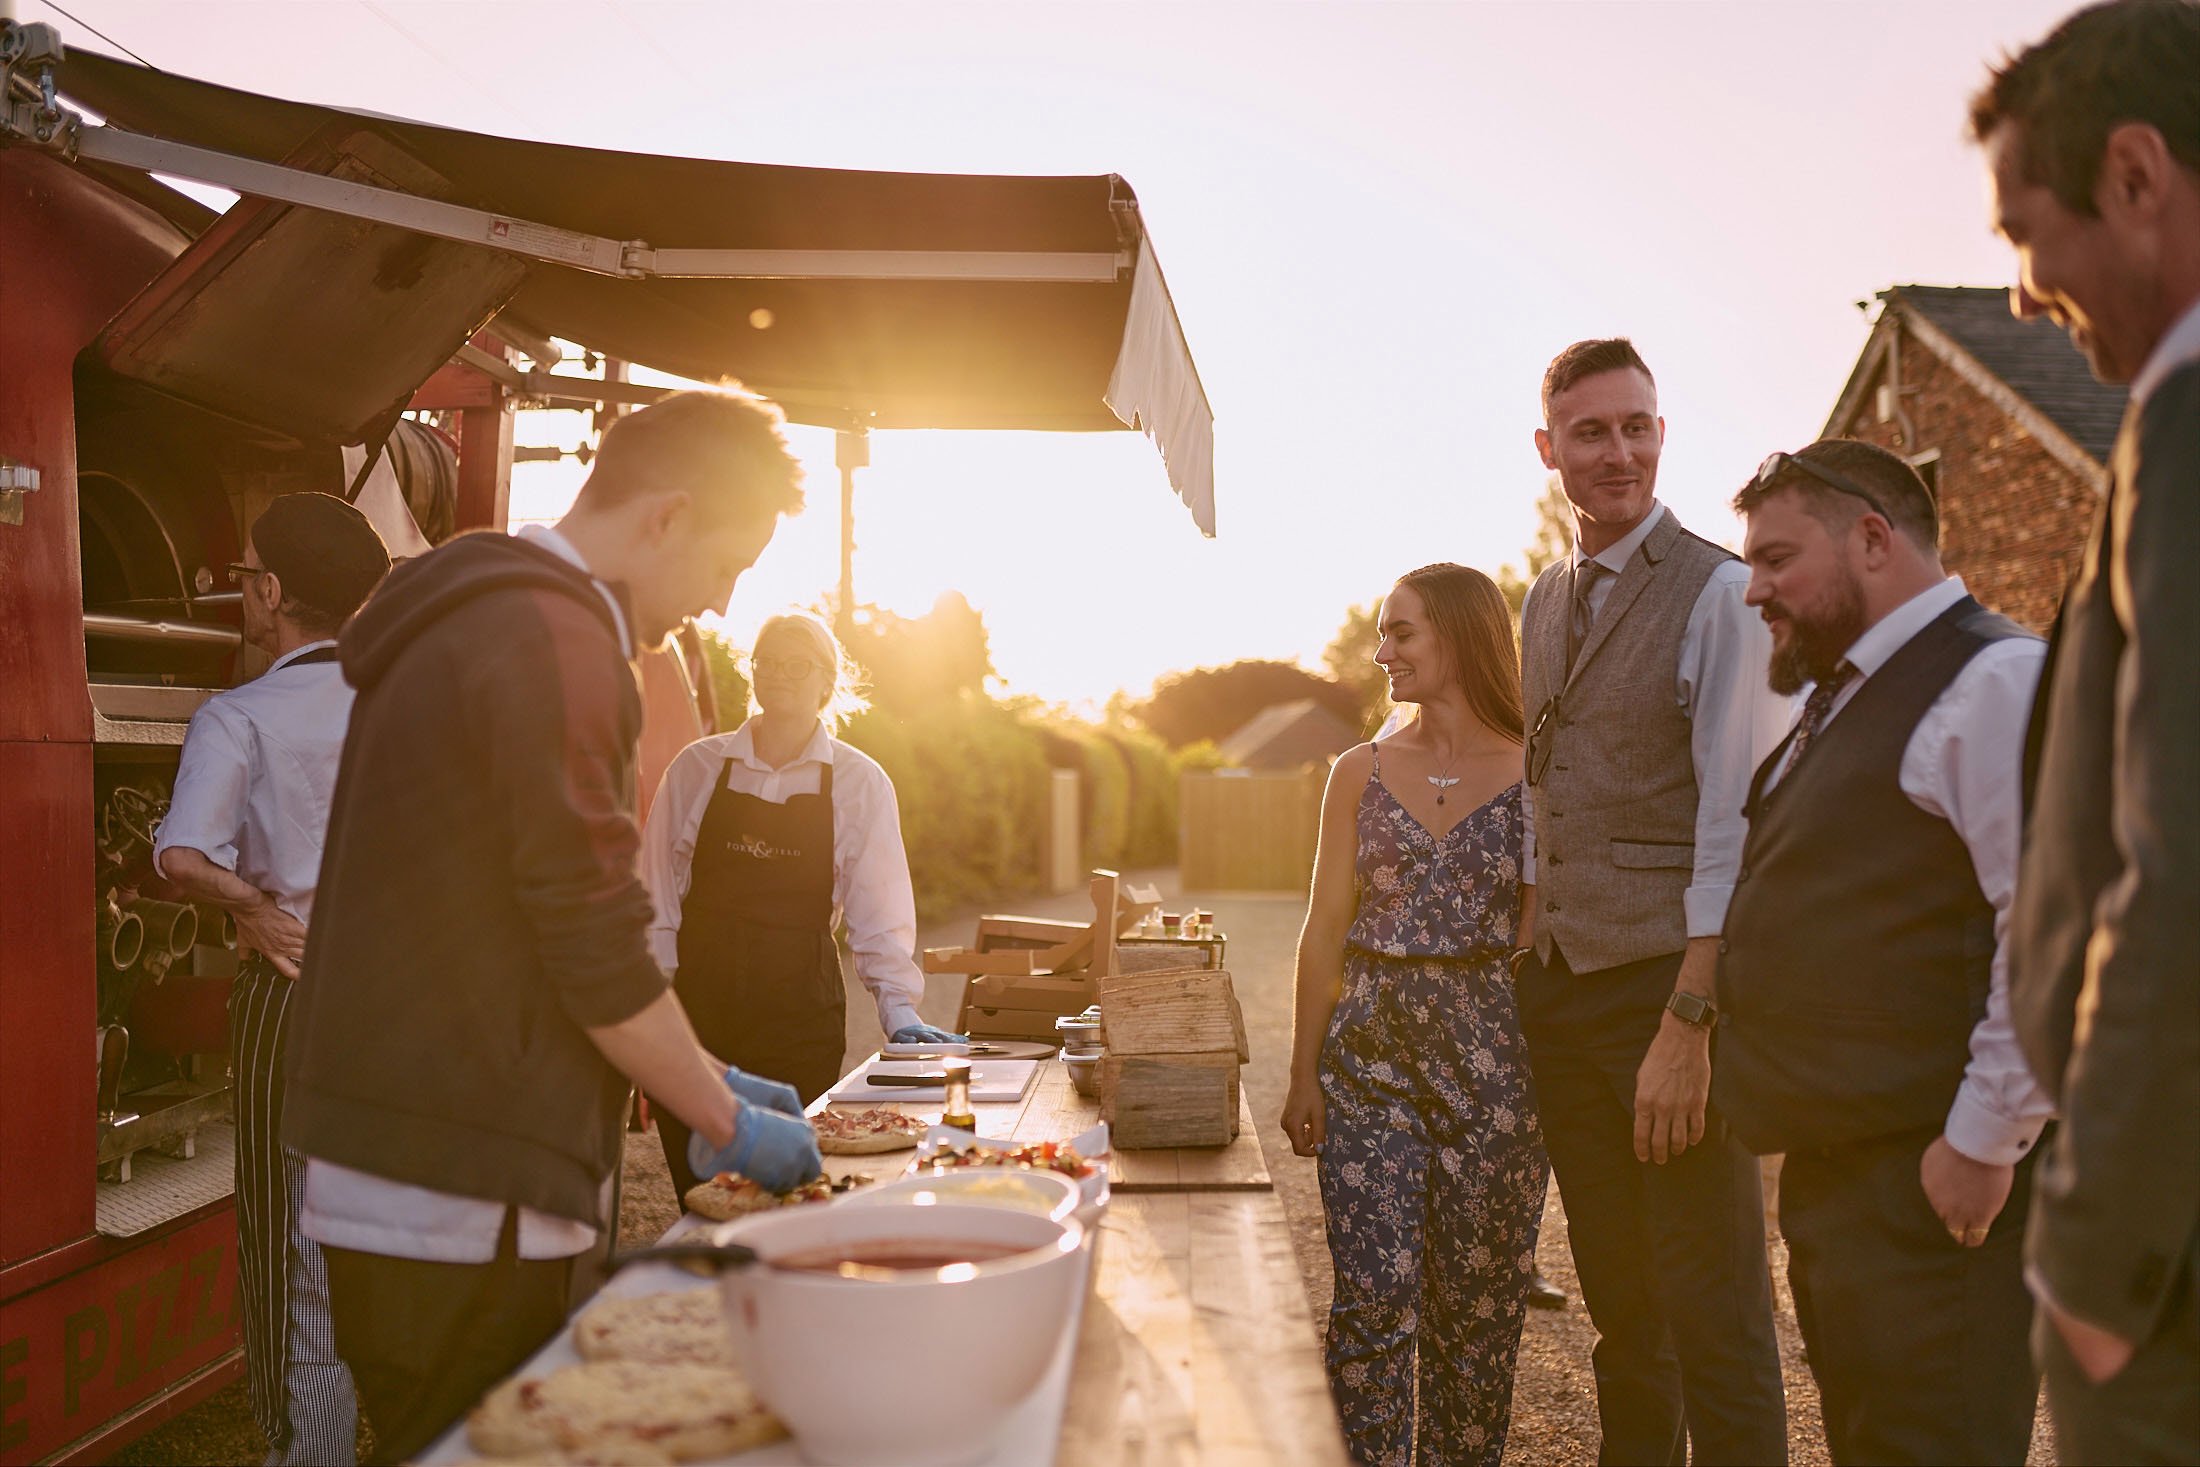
1567, 562, 1605, 673
1787, 660, 1858, 769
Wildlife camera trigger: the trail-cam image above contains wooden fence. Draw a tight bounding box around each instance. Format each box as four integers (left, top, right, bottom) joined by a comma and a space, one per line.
1179, 769, 1324, 892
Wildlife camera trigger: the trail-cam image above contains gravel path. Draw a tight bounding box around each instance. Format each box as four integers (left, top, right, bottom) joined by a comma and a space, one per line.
119, 867, 2052, 1464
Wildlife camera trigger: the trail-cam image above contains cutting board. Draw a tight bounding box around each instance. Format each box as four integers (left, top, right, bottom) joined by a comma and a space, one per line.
826, 1058, 1041, 1104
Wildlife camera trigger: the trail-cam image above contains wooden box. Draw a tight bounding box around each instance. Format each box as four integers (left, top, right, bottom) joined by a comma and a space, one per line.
1100, 1052, 1241, 1149
1097, 968, 1246, 1149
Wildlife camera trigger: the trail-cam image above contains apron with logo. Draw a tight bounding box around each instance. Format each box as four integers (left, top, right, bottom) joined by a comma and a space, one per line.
657, 756, 846, 1199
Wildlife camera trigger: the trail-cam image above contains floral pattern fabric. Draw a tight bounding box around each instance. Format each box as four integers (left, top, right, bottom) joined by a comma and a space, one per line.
1318, 756, 1548, 1466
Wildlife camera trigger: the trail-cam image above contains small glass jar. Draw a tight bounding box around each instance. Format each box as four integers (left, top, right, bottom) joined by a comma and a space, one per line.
940, 1056, 976, 1133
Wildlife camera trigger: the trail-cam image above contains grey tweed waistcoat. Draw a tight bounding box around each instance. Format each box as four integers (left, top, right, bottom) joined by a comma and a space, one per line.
1522, 510, 1732, 973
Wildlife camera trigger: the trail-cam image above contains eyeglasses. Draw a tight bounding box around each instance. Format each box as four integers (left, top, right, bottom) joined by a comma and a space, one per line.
1527, 697, 1561, 785
1751, 452, 1894, 522
750, 656, 820, 680
226, 562, 272, 586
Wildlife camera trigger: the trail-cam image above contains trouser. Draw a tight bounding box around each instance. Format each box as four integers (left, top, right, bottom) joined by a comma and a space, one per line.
231, 960, 357, 1465
2036, 1245, 2200, 1465
1517, 947, 1787, 1466
323, 1210, 572, 1466
1781, 1128, 2040, 1465
1317, 950, 1548, 1466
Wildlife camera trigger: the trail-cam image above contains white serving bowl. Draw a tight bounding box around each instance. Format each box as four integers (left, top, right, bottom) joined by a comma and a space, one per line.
712, 1202, 1084, 1467
838, 1167, 1083, 1225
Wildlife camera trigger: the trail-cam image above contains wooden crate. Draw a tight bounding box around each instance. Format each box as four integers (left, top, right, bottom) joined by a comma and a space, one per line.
1099, 1052, 1242, 1149
1100, 969, 1249, 1063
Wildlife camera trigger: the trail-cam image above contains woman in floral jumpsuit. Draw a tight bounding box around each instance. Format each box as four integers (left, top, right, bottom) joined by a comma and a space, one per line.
1283, 563, 1548, 1466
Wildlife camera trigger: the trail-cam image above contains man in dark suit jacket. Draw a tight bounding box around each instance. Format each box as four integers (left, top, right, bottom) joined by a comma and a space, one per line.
1972, 2, 2200, 1459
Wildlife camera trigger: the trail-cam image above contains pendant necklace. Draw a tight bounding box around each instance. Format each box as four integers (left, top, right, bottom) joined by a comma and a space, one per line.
1427, 747, 1462, 806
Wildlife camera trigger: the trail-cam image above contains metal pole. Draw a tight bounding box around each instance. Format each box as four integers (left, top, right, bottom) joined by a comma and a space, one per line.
834, 428, 867, 640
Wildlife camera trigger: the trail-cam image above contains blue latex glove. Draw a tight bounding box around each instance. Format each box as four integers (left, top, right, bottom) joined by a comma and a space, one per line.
891, 1022, 970, 1046
720, 1064, 803, 1117
688, 1094, 822, 1192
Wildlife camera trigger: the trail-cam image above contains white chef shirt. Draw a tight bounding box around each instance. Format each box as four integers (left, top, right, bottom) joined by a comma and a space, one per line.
1765, 575, 2055, 1166
641, 718, 929, 1036
1519, 502, 1796, 937
152, 640, 351, 926
302, 522, 634, 1263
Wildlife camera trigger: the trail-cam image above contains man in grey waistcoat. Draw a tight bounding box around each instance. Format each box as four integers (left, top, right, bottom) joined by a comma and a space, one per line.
1512, 338, 1790, 1464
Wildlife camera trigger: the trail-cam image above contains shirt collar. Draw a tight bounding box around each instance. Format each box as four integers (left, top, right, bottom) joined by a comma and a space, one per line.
725, 716, 835, 775
266, 638, 339, 674
2130, 296, 2200, 409
516, 524, 634, 656
1839, 575, 1969, 681
1572, 501, 1667, 576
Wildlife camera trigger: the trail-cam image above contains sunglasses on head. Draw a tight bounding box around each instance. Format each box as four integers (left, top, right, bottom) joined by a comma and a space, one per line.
1750, 452, 1893, 522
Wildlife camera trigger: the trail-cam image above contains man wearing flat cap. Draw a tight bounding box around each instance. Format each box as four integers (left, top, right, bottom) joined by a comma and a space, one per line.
155, 491, 390, 1467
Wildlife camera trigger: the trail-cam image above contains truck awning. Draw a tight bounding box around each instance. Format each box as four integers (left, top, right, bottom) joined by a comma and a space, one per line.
51, 49, 1215, 533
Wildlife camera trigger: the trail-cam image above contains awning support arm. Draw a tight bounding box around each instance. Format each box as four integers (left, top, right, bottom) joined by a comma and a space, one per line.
4, 58, 1127, 284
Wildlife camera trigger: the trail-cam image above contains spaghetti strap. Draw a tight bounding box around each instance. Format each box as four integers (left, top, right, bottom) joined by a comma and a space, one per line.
1370, 741, 1382, 778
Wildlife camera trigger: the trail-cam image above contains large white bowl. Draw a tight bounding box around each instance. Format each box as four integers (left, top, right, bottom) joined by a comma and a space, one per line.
837, 1167, 1083, 1225
712, 1202, 1084, 1467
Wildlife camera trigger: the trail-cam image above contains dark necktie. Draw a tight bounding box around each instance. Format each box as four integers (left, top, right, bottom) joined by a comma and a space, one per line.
1787, 660, 1858, 769
1567, 562, 1606, 674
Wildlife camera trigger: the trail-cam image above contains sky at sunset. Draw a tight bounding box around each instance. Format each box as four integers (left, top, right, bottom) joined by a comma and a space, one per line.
23, 0, 2076, 708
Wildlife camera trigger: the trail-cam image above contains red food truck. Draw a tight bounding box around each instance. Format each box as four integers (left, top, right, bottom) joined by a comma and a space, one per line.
0, 20, 1209, 1460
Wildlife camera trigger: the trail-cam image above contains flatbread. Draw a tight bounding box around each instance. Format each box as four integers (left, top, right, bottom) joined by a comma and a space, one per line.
467, 1359, 785, 1461
813, 1107, 927, 1155
449, 1445, 674, 1467
573, 1289, 732, 1369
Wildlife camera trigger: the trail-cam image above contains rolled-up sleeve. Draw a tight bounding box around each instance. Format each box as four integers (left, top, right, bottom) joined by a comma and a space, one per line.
1910, 639, 2056, 1165
832, 750, 928, 1033
154, 704, 252, 878
1678, 563, 1788, 937
638, 743, 722, 976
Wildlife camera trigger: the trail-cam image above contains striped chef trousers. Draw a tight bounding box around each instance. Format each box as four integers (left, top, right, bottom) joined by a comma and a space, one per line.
232, 957, 357, 1465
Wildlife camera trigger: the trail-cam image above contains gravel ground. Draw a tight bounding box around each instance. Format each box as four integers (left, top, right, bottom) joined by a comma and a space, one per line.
119, 867, 2052, 1465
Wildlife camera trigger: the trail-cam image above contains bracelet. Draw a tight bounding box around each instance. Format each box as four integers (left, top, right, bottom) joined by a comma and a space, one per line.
1506, 947, 1537, 978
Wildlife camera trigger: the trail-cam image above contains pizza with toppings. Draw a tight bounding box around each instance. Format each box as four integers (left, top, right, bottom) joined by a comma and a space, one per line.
466, 1359, 785, 1461
574, 1289, 732, 1369
682, 1170, 868, 1221
812, 1106, 928, 1155
918, 1139, 1095, 1179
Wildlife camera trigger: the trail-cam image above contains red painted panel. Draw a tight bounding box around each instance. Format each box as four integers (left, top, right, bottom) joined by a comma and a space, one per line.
0, 1211, 240, 1464
0, 151, 189, 745
0, 742, 97, 1265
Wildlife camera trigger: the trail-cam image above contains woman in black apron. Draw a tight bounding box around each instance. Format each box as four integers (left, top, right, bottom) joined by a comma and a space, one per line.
643, 612, 962, 1200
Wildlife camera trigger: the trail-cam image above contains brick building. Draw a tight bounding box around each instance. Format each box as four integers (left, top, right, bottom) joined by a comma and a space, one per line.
1823, 284, 2125, 631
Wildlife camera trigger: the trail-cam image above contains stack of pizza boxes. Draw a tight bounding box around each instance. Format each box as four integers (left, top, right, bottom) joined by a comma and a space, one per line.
1095, 967, 1250, 1149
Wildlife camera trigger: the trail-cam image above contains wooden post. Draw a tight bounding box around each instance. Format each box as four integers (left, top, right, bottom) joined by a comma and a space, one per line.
453, 335, 515, 532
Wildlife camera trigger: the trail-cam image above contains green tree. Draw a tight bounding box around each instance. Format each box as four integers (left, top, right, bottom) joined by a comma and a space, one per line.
1493, 475, 1575, 617
1322, 599, 1390, 733
843, 591, 994, 713
1133, 659, 1361, 749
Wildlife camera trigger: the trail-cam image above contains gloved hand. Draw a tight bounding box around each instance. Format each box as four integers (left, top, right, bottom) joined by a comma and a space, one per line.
891, 1022, 970, 1046
720, 1064, 803, 1117
688, 1094, 822, 1192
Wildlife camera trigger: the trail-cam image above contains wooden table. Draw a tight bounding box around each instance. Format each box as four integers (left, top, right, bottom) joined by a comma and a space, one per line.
817, 1054, 1349, 1465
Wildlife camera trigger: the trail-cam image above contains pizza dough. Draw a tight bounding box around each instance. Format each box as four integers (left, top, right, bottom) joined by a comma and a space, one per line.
449, 1444, 674, 1467
574, 1289, 733, 1369
681, 1171, 844, 1221
813, 1106, 927, 1155
467, 1359, 785, 1461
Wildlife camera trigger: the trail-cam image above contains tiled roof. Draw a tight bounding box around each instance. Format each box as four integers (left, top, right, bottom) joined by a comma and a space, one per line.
1890, 285, 2128, 462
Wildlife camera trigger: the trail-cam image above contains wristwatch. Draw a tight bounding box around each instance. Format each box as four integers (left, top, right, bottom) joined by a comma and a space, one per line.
1664, 990, 1718, 1029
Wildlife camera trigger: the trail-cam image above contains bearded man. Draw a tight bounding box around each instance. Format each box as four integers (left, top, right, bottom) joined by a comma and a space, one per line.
1715, 438, 2054, 1465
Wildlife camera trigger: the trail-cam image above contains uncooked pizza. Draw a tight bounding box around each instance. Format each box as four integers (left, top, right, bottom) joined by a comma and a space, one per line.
466, 1359, 784, 1461
682, 1170, 869, 1222
919, 1138, 1095, 1179
812, 1106, 928, 1155
574, 1289, 732, 1369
